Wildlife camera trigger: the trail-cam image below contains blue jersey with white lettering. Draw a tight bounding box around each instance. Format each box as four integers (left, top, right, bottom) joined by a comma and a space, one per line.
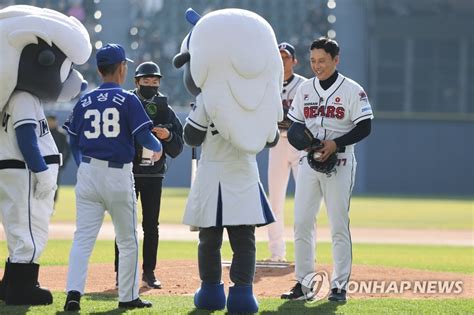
64, 82, 152, 163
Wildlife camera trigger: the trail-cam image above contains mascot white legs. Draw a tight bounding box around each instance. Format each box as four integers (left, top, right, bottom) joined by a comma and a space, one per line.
173, 8, 283, 313
0, 5, 91, 305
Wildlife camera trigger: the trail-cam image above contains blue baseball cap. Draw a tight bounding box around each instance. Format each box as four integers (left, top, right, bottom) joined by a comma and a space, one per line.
278, 42, 296, 58
96, 43, 133, 66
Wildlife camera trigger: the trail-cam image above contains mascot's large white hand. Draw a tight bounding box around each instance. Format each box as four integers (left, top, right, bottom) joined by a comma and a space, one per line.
34, 169, 57, 200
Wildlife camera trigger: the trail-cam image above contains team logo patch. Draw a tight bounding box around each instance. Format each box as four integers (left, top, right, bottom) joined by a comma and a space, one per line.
145, 102, 158, 118
359, 91, 368, 101
333, 96, 342, 105
39, 119, 50, 137
304, 94, 309, 101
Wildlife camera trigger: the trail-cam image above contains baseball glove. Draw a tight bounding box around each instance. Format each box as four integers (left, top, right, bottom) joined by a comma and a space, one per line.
307, 140, 338, 174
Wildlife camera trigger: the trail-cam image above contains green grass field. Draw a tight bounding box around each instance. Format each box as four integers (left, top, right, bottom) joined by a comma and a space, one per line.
0, 294, 473, 315
52, 186, 474, 230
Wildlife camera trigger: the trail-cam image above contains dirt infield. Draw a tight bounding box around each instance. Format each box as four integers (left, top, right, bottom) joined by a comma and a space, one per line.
2, 261, 470, 300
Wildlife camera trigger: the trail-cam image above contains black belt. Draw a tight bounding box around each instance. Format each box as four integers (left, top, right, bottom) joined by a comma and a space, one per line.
337, 146, 346, 153
0, 154, 62, 170
82, 156, 125, 169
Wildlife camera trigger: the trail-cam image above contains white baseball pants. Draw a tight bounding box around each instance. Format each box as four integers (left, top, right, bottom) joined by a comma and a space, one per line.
294, 152, 356, 290
267, 134, 301, 258
66, 158, 140, 302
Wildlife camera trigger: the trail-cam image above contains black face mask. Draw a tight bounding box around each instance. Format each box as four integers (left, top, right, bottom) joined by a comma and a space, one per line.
138, 85, 158, 99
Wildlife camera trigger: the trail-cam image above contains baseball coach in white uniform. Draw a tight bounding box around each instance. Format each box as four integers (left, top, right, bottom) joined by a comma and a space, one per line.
281, 37, 373, 302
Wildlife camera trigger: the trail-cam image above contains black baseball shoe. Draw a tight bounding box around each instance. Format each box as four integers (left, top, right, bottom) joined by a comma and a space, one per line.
281, 282, 309, 300
328, 288, 347, 302
64, 290, 81, 311
142, 272, 162, 289
118, 298, 152, 308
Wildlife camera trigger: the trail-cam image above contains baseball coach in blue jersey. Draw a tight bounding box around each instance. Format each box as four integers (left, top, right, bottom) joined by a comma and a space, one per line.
63, 43, 162, 310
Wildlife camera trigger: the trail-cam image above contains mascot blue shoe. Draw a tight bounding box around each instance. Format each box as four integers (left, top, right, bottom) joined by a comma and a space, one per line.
227, 285, 258, 314
194, 282, 226, 310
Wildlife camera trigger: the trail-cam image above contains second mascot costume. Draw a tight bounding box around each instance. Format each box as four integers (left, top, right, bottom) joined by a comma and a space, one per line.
173, 8, 283, 313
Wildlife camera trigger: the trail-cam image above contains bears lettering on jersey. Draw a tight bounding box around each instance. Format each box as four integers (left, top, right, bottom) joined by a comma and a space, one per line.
303, 105, 345, 119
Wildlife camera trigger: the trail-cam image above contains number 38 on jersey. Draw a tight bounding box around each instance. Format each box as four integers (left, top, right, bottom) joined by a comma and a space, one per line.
84, 108, 120, 139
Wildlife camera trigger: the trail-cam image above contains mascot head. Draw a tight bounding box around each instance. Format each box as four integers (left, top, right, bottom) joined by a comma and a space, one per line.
0, 5, 92, 111
173, 8, 283, 154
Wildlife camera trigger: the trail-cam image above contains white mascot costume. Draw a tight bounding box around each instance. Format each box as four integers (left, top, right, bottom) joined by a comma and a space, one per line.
173, 8, 283, 313
0, 5, 91, 305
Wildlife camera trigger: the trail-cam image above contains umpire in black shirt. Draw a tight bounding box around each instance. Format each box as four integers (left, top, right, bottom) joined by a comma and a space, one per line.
114, 61, 184, 289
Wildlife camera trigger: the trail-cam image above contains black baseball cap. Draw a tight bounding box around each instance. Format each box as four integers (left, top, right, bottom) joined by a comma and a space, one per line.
278, 42, 296, 58
96, 43, 133, 66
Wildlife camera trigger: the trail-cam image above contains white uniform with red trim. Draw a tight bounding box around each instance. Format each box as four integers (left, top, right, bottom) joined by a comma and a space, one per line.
287, 73, 373, 290
0, 91, 59, 263
267, 73, 306, 259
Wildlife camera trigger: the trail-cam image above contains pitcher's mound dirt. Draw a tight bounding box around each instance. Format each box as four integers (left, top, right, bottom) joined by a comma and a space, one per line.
2, 260, 471, 299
